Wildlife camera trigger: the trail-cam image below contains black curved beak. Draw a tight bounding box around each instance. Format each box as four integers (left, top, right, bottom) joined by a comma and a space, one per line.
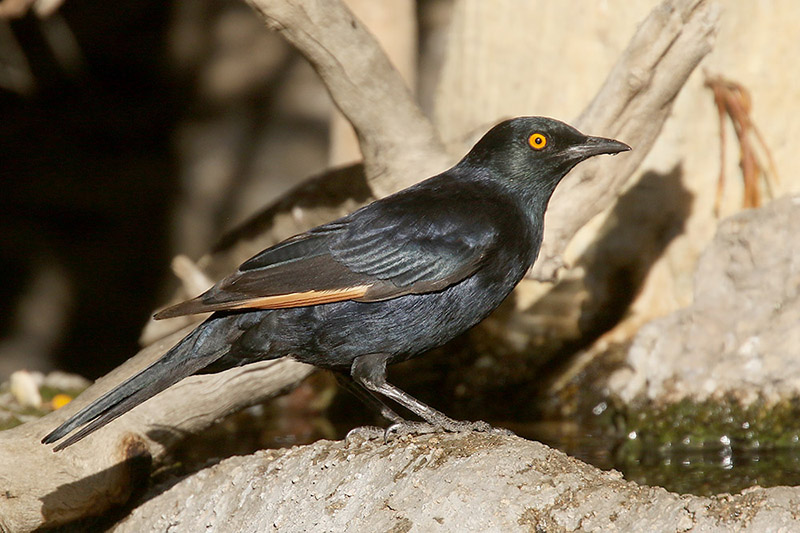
566, 135, 631, 160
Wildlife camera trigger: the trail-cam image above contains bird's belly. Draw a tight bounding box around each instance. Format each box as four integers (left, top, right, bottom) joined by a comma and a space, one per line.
284, 271, 518, 369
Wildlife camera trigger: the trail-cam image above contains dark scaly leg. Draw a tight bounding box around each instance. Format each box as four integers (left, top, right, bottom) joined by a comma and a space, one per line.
333, 371, 405, 425
350, 353, 509, 435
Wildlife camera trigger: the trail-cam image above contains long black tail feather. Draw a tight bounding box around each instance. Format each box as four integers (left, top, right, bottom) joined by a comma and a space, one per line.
42, 321, 229, 452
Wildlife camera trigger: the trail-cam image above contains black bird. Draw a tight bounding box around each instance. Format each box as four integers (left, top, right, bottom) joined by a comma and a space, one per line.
43, 117, 629, 451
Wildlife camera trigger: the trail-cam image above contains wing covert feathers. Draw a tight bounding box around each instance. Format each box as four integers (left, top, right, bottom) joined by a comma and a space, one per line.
154, 285, 373, 319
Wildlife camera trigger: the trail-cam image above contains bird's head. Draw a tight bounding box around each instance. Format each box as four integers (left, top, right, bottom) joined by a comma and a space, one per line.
460, 116, 630, 202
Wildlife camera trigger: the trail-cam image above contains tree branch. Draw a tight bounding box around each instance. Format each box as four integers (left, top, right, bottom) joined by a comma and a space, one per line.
244, 0, 451, 197
531, 0, 720, 279
0, 325, 313, 531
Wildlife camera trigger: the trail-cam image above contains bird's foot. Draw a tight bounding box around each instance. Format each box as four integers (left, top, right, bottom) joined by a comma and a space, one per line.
345, 425, 386, 443
383, 419, 514, 442
438, 418, 515, 436
383, 421, 443, 441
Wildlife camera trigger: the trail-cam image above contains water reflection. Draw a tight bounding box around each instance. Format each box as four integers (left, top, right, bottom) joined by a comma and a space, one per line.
509, 420, 800, 496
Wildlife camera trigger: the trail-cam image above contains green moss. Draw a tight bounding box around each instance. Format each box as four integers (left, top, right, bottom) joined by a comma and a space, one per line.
568, 394, 800, 495
612, 395, 800, 452
619, 447, 800, 496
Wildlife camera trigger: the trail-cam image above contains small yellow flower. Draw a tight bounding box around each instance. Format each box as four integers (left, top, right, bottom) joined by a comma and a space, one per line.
51, 394, 73, 410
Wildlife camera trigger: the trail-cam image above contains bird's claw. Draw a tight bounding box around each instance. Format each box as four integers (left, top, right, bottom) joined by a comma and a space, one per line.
381, 419, 514, 442
345, 425, 386, 443
440, 419, 515, 436
383, 421, 442, 442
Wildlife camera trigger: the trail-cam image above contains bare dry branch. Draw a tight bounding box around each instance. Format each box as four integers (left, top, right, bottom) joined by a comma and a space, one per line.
0, 325, 313, 531
531, 0, 721, 279
244, 0, 451, 197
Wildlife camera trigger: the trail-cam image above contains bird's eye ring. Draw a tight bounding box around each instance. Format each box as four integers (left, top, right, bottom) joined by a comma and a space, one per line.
528, 133, 547, 150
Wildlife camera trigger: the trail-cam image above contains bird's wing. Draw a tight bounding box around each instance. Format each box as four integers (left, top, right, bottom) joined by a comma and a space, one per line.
327, 191, 495, 294
154, 190, 497, 319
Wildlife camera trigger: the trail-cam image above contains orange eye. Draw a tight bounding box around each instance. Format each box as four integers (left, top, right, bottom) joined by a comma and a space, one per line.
528, 132, 547, 150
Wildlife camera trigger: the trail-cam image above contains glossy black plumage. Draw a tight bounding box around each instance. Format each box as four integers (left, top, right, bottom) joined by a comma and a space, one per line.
43, 117, 629, 450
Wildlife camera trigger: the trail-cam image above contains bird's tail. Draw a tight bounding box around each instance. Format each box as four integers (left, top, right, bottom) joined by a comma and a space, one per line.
42, 318, 230, 452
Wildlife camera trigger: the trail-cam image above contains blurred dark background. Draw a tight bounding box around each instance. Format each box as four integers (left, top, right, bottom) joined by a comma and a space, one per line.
1, 0, 177, 378
0, 0, 334, 379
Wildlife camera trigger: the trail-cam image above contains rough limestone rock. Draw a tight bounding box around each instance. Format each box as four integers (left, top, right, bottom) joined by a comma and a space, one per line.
610, 195, 800, 405
109, 432, 800, 532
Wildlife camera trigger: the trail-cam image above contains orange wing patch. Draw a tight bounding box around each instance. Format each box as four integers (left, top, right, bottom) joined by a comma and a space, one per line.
154, 285, 373, 319
223, 285, 372, 310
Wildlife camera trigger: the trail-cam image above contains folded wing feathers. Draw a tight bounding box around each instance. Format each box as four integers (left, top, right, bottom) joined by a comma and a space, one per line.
221, 285, 372, 310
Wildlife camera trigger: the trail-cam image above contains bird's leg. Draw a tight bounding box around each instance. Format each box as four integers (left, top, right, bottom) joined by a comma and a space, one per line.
333, 371, 406, 425
351, 353, 509, 435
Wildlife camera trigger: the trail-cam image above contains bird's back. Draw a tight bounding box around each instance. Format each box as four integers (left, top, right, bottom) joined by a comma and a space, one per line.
225, 177, 539, 369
